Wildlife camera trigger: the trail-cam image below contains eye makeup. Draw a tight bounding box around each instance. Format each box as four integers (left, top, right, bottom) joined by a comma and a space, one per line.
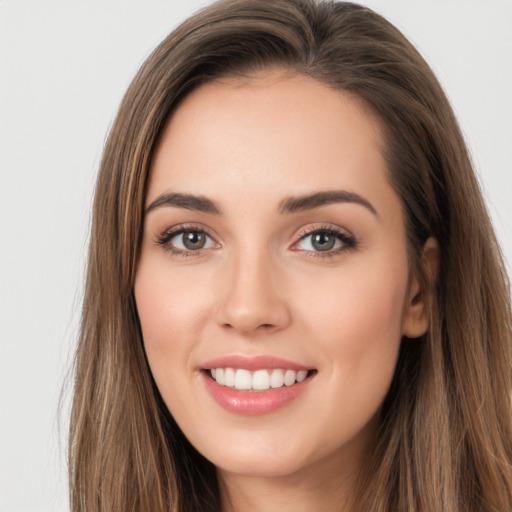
154, 223, 219, 258
291, 224, 358, 259
153, 221, 358, 260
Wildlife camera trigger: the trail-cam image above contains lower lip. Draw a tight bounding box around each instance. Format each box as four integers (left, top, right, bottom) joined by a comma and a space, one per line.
201, 372, 313, 415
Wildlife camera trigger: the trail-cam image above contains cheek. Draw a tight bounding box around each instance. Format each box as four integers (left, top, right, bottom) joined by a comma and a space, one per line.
295, 256, 407, 410
134, 261, 211, 383
297, 253, 407, 341
284, 266, 406, 463
343, 266, 405, 343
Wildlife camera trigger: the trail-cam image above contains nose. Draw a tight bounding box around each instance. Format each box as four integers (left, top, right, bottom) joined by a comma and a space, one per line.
216, 249, 291, 335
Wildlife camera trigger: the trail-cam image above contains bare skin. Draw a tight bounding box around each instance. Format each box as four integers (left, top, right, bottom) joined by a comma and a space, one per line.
135, 70, 437, 511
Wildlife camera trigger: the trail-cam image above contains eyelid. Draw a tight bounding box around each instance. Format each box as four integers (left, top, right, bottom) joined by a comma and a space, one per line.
153, 222, 357, 258
154, 223, 220, 256
290, 224, 357, 255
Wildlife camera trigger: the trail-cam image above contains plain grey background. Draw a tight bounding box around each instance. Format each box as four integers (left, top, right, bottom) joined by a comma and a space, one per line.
1, 1, 511, 511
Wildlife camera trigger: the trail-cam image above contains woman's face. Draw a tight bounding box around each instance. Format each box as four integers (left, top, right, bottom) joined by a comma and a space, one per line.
135, 72, 427, 481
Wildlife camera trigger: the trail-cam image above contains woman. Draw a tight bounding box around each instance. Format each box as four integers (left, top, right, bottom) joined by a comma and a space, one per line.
69, 0, 512, 510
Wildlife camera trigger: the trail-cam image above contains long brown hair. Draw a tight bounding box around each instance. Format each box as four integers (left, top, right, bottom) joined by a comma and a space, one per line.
69, 1, 512, 510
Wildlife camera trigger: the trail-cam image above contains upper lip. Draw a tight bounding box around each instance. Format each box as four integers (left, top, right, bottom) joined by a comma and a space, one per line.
201, 355, 312, 371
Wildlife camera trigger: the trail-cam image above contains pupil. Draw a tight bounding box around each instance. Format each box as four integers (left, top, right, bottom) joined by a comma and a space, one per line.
183, 231, 206, 250
312, 232, 335, 251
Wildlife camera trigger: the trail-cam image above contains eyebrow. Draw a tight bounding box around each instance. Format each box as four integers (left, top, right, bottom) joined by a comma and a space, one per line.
279, 190, 378, 216
146, 192, 222, 215
145, 189, 378, 217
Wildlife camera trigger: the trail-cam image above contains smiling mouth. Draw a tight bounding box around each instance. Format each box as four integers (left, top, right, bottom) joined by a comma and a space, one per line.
206, 368, 316, 391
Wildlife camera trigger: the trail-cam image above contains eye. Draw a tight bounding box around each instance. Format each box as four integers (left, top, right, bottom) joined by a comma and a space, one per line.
173, 230, 215, 251
293, 227, 356, 254
156, 226, 218, 254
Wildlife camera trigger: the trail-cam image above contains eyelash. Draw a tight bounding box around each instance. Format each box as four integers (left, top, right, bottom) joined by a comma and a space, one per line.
293, 225, 358, 259
155, 224, 216, 258
154, 224, 358, 259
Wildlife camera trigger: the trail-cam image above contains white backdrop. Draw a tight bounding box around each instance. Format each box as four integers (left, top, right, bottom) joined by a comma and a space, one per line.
0, 1, 510, 511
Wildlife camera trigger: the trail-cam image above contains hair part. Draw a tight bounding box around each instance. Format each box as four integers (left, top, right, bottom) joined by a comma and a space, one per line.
70, 1, 512, 510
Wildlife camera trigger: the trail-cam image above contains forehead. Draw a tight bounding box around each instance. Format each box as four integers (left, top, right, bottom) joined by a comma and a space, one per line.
147, 71, 391, 211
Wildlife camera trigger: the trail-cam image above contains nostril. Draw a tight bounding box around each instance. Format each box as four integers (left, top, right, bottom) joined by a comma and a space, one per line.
222, 321, 275, 332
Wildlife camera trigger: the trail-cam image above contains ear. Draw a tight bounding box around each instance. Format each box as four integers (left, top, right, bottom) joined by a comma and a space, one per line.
401, 237, 440, 339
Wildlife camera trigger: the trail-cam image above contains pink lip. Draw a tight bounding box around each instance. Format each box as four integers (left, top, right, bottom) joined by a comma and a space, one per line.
199, 355, 315, 416
201, 355, 310, 371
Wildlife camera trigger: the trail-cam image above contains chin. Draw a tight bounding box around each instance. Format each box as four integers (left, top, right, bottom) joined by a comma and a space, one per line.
213, 451, 310, 479
195, 429, 327, 480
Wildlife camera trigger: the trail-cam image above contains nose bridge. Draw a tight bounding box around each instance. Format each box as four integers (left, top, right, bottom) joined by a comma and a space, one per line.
217, 241, 290, 334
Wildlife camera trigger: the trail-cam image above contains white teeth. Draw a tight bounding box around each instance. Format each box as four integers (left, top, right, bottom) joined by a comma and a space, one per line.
252, 369, 270, 390
234, 369, 252, 390
270, 369, 284, 388
296, 370, 308, 382
284, 369, 296, 386
215, 368, 225, 385
209, 367, 310, 390
224, 367, 235, 387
